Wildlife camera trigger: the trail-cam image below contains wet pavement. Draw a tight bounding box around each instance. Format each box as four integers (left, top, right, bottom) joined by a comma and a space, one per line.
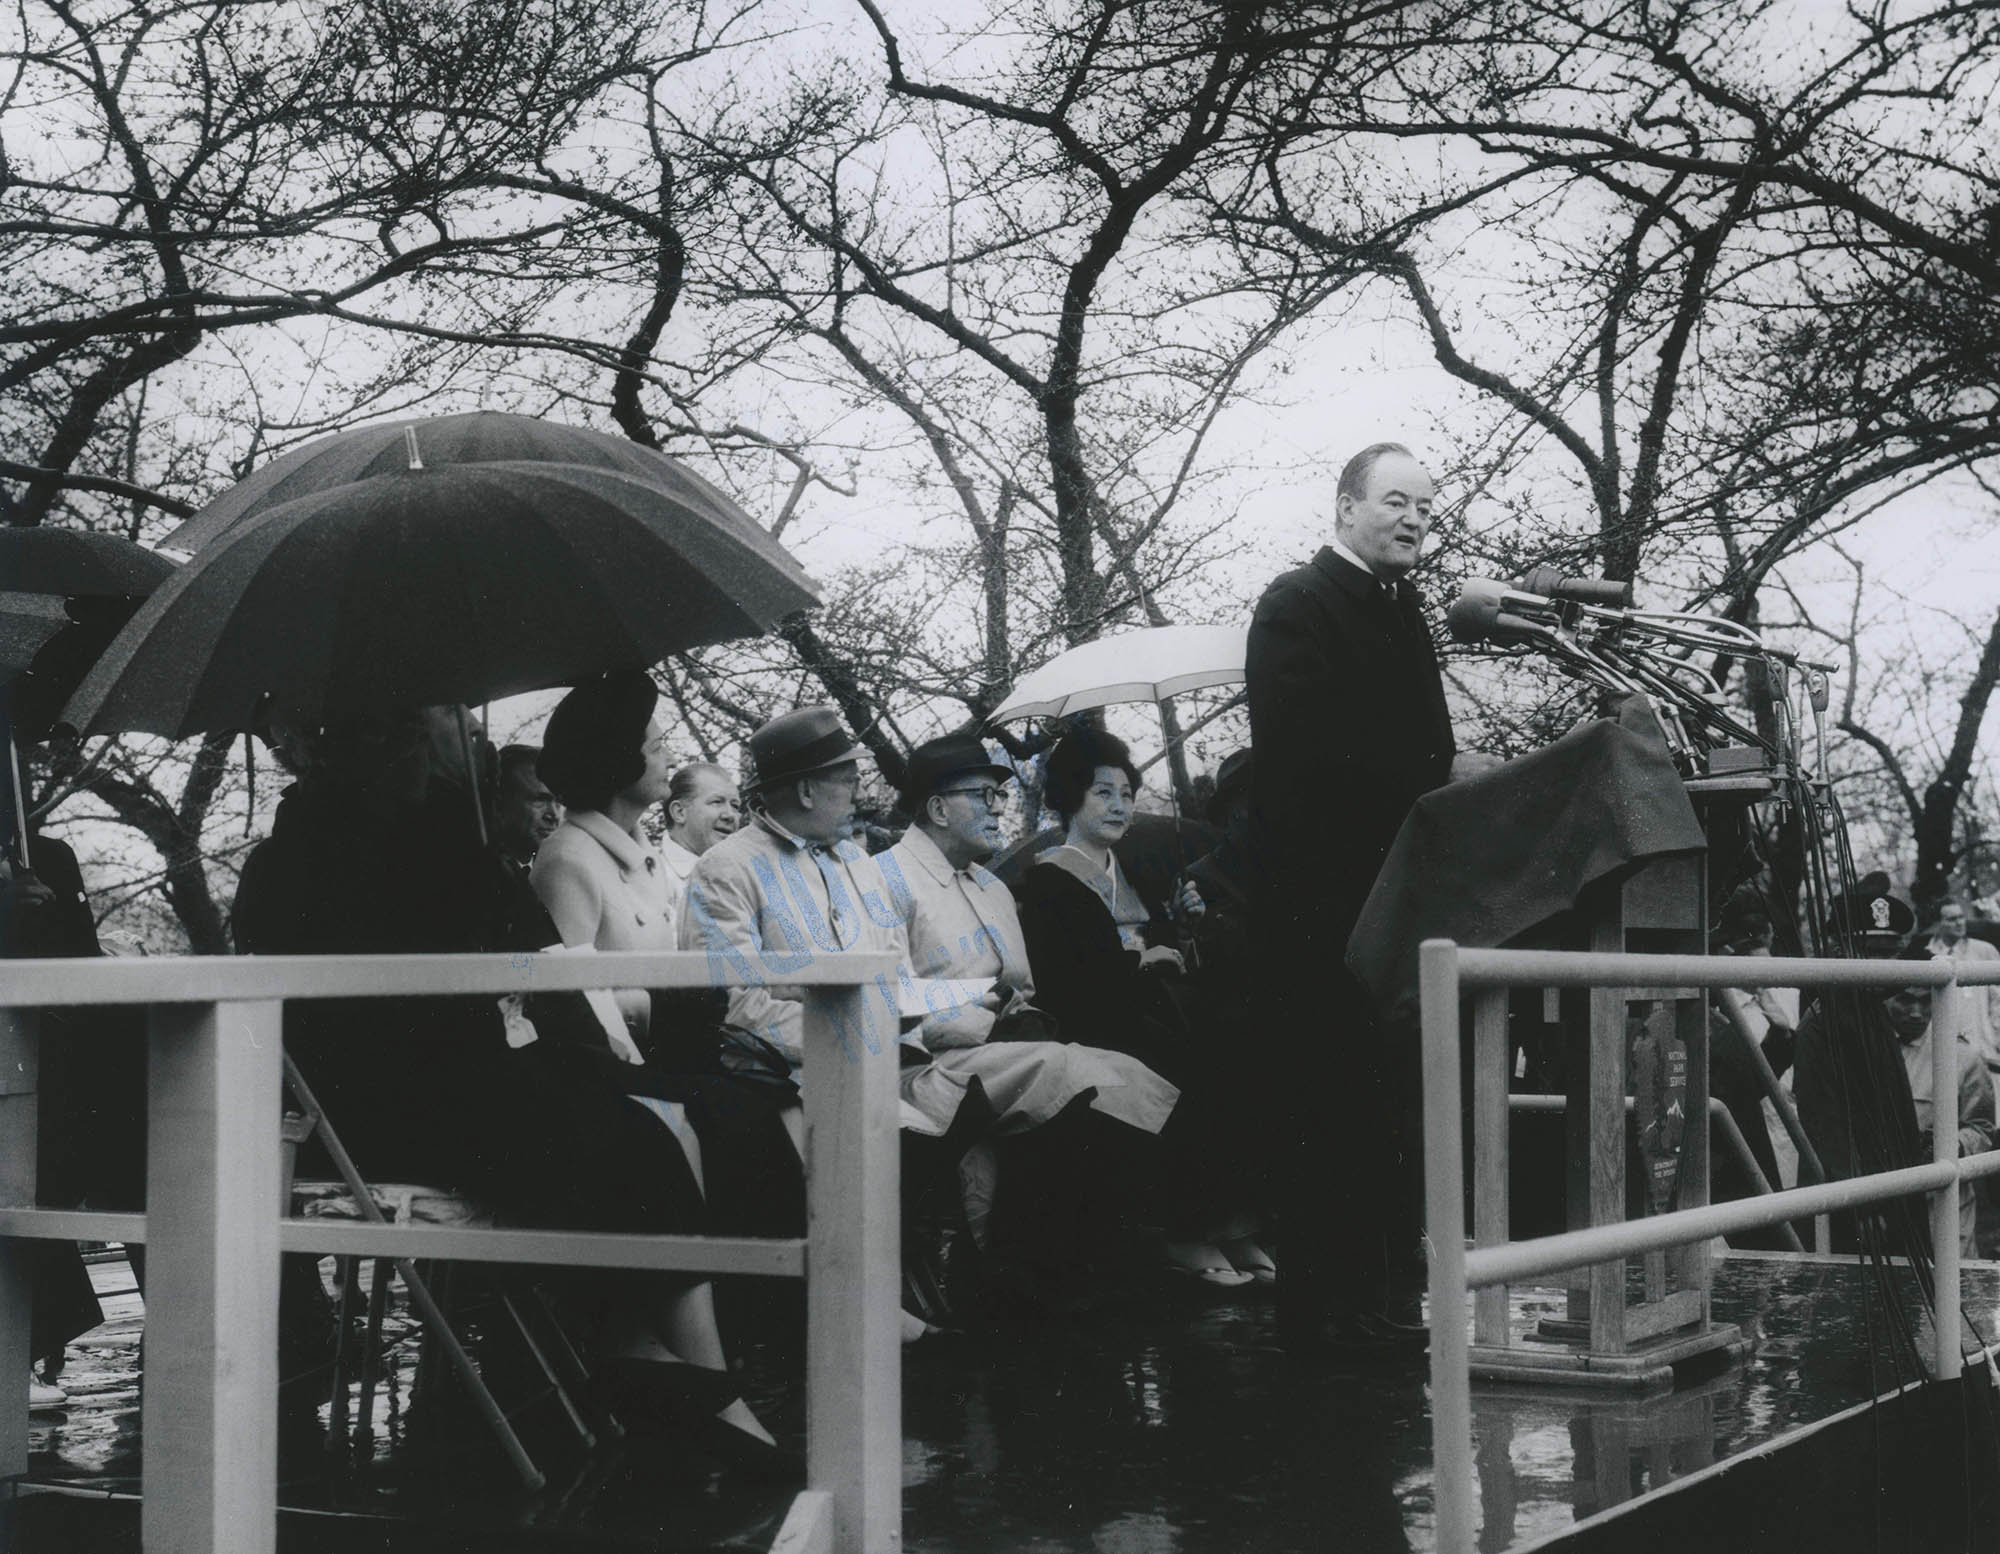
13, 1249, 2000, 1551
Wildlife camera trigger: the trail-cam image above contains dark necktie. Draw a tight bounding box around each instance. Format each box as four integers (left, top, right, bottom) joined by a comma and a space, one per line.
1373, 579, 1407, 641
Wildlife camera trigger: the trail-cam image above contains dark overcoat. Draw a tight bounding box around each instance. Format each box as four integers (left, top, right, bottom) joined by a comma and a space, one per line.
232, 780, 707, 1236
1245, 546, 1455, 975
1245, 543, 1456, 1312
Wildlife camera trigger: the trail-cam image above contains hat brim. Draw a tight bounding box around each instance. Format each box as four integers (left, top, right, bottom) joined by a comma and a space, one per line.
755, 740, 872, 790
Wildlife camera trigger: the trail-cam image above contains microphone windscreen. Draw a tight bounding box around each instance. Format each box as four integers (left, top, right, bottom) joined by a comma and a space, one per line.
1559, 575, 1631, 607
1516, 564, 1563, 600
1517, 564, 1631, 607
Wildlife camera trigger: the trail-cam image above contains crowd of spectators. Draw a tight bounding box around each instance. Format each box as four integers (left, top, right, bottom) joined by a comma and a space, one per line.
213, 684, 1283, 1464
8, 434, 1999, 1464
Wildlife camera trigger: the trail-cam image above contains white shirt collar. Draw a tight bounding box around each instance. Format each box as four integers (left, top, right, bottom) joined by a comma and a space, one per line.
660, 833, 703, 880
1329, 532, 1393, 582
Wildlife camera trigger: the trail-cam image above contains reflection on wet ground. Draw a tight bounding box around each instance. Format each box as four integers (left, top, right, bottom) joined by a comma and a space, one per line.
19, 1251, 2000, 1551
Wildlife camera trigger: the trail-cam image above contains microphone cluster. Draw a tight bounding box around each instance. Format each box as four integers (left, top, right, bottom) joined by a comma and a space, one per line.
1444, 564, 1827, 774
1447, 568, 1635, 647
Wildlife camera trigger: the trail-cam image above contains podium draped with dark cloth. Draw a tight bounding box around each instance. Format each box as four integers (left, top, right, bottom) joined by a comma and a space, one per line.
1352, 697, 1756, 1383
1347, 698, 1706, 1023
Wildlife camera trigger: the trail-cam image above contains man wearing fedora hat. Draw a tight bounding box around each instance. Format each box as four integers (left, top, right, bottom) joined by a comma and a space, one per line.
678, 706, 908, 1067
879, 736, 1183, 1284
1794, 934, 1995, 1255
880, 734, 1180, 1140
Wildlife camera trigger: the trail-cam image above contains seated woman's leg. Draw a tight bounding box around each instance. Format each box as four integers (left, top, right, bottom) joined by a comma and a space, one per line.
466, 1049, 789, 1465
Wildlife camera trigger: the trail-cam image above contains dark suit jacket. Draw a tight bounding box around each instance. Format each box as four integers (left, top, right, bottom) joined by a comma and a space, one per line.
1246, 546, 1454, 969
3, 833, 148, 1213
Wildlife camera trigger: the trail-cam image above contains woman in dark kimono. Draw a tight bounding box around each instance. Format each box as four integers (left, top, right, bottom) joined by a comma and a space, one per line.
1014, 728, 1273, 1287
233, 705, 785, 1471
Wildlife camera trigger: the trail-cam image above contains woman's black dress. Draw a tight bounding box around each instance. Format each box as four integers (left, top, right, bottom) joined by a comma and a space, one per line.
1015, 856, 1266, 1230
232, 780, 706, 1237
1013, 859, 1196, 1081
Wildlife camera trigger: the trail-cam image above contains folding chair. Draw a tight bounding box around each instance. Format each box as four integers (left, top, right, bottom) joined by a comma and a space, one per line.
280, 1053, 614, 1492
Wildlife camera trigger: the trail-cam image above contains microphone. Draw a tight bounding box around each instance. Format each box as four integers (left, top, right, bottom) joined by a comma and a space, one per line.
1448, 578, 1558, 645
1516, 564, 1632, 608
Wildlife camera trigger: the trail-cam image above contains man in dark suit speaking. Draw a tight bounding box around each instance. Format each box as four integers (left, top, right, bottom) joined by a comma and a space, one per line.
1247, 441, 1483, 1349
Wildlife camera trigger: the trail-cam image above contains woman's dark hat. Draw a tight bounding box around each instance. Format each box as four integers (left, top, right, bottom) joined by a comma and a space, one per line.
900, 734, 1012, 813
539, 669, 657, 808
1206, 749, 1252, 824
749, 706, 870, 791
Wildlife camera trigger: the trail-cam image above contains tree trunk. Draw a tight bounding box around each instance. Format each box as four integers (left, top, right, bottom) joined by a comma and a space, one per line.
775, 613, 906, 790
67, 734, 234, 954
1913, 607, 2000, 912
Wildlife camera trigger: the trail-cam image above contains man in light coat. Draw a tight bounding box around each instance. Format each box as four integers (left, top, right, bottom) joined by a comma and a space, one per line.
1883, 981, 1995, 1255
677, 706, 906, 1070
1927, 899, 2000, 1068
879, 734, 1178, 1148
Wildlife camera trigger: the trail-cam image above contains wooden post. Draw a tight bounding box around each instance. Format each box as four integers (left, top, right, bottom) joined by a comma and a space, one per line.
1562, 983, 1591, 1322
1587, 913, 1628, 1355
0, 1007, 36, 1479
1471, 988, 1511, 1347
142, 1000, 282, 1554
802, 982, 900, 1554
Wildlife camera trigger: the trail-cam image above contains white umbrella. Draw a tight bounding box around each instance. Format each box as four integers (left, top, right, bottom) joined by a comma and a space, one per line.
987, 624, 1246, 722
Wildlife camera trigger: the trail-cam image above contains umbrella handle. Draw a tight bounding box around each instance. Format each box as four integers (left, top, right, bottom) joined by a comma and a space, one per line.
456, 706, 489, 848
6, 734, 31, 868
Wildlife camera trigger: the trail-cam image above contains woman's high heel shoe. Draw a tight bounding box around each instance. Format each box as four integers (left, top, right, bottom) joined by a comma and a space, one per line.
591, 1356, 801, 1480
1161, 1241, 1255, 1290
1218, 1236, 1278, 1285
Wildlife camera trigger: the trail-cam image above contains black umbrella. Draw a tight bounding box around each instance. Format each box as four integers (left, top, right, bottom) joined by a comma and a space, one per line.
0, 528, 179, 861
160, 412, 760, 554
0, 592, 72, 684
63, 459, 819, 738
0, 524, 178, 597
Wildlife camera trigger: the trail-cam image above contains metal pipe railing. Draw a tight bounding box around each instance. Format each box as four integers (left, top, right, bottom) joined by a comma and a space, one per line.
1425, 940, 1996, 1554
1714, 990, 1824, 1187
1506, 1094, 1804, 1253
0, 948, 906, 1554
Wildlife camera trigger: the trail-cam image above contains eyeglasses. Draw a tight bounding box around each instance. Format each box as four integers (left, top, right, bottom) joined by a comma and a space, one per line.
938, 785, 1011, 812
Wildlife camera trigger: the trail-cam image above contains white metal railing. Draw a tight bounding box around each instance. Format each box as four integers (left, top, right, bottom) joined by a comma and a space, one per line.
1505, 1094, 1804, 1252
1421, 941, 2000, 1554
0, 949, 906, 1554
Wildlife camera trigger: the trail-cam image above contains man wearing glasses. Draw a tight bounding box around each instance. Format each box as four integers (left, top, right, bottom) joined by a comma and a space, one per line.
678, 705, 907, 1070
878, 736, 1180, 1249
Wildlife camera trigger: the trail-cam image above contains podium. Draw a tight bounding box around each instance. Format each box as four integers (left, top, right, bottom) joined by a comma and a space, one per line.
1467, 851, 1749, 1391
